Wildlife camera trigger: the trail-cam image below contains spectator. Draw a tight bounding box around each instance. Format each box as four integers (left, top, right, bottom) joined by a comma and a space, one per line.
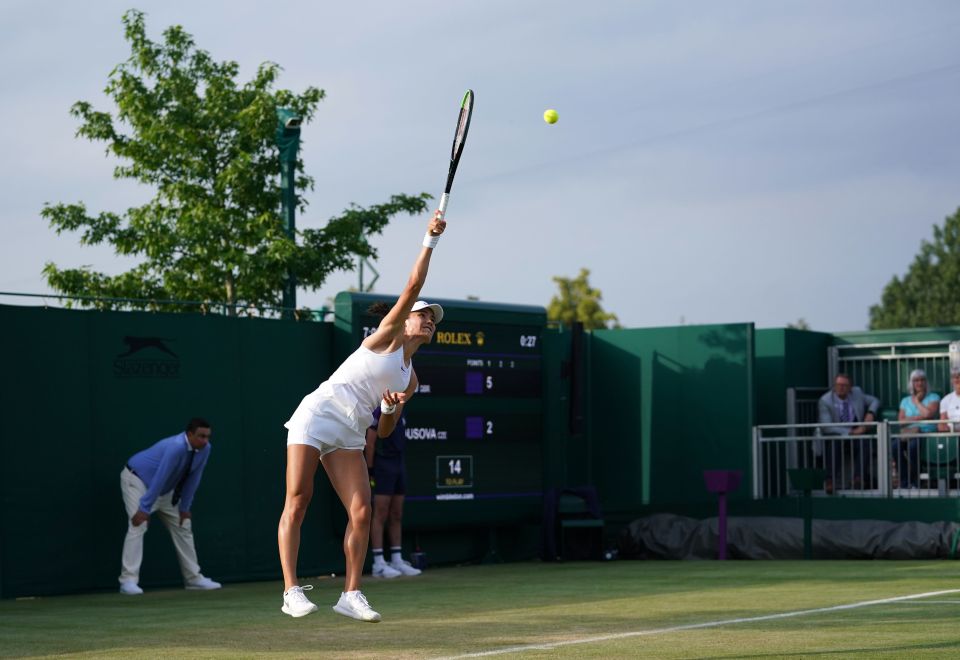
938, 369, 960, 432
896, 369, 940, 488
118, 417, 221, 595
817, 373, 880, 492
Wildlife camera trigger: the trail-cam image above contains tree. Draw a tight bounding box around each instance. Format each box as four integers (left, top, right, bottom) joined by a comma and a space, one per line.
41, 10, 428, 315
547, 268, 619, 329
786, 318, 810, 330
869, 207, 960, 329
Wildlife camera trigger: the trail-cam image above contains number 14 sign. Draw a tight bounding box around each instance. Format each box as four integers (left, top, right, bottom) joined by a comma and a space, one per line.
436, 455, 474, 489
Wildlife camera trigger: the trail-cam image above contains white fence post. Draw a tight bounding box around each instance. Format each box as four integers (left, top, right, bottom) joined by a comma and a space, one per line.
752, 426, 761, 499
877, 421, 890, 497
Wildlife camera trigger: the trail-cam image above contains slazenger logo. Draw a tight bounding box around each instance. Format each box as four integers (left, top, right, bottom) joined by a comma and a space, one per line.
405, 427, 448, 440
113, 336, 180, 379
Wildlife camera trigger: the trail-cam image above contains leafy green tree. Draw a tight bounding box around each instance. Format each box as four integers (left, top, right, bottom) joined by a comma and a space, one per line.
869, 207, 960, 329
41, 10, 428, 315
547, 268, 619, 329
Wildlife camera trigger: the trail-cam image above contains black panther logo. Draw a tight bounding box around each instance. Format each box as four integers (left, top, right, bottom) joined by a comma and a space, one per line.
117, 336, 178, 358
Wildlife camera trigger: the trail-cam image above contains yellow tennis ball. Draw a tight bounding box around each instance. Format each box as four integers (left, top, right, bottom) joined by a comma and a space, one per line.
543, 109, 559, 124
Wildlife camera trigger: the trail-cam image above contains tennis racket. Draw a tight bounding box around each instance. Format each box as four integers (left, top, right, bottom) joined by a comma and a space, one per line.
437, 89, 474, 219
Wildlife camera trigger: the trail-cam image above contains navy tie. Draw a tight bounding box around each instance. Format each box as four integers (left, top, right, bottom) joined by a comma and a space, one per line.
171, 450, 195, 506
840, 399, 852, 423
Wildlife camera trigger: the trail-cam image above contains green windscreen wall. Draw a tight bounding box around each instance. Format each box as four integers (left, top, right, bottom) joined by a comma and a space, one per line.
0, 304, 335, 598
754, 328, 832, 425
587, 324, 755, 514
16, 300, 953, 597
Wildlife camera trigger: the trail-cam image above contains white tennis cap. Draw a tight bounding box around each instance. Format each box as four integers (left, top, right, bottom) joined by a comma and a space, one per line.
411, 300, 444, 324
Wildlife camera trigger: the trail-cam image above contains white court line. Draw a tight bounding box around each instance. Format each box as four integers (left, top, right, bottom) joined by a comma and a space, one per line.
438, 589, 960, 659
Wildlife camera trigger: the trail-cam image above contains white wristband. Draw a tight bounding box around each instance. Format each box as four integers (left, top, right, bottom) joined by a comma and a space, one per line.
381, 400, 397, 415
422, 232, 439, 249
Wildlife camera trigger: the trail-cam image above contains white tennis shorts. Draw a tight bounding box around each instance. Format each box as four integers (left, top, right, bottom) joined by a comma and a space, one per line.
285, 402, 366, 456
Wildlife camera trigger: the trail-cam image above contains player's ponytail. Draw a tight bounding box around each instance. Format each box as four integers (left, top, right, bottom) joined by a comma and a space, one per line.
366, 302, 392, 319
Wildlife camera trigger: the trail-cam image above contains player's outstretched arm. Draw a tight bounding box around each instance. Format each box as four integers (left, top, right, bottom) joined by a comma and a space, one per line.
363, 211, 446, 350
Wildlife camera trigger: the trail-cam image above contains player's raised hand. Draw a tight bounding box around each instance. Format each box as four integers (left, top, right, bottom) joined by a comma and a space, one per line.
427, 209, 447, 237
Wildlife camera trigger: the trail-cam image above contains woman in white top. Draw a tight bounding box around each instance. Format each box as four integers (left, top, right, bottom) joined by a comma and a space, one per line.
938, 369, 960, 431
278, 210, 446, 622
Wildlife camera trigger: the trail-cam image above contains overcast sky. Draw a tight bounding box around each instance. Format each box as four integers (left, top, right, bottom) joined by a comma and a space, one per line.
2, 0, 958, 331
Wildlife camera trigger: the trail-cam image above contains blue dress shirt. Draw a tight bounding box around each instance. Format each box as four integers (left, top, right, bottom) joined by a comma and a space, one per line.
127, 432, 211, 513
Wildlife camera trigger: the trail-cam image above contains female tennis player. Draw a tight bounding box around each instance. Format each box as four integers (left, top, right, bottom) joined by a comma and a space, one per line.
278, 210, 446, 622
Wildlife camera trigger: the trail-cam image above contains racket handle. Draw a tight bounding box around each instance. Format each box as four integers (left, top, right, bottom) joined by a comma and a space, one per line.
438, 192, 450, 219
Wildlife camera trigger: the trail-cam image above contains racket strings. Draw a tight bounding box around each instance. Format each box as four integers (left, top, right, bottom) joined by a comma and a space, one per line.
452, 96, 473, 156
454, 117, 468, 152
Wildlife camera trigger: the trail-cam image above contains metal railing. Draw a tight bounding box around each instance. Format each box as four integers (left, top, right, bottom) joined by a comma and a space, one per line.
829, 340, 957, 412
786, 387, 823, 426
890, 421, 960, 498
0, 290, 334, 321
753, 421, 960, 499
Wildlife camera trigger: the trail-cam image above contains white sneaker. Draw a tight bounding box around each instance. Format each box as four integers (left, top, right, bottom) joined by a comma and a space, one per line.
389, 559, 422, 576
185, 576, 222, 590
281, 585, 319, 618
119, 581, 143, 595
372, 562, 402, 578
333, 590, 381, 622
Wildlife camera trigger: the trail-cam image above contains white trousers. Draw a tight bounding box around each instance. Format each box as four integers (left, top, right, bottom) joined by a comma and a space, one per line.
119, 467, 202, 585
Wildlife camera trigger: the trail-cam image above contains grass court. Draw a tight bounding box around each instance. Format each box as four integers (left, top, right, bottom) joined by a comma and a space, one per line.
3, 560, 959, 658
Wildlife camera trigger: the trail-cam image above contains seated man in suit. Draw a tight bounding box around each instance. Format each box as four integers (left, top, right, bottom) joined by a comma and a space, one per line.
817, 373, 880, 492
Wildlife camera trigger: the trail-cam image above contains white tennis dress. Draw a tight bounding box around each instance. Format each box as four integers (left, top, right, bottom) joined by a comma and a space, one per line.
285, 344, 411, 453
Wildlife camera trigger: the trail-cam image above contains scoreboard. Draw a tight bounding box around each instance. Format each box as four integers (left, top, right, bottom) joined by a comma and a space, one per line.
334, 292, 546, 524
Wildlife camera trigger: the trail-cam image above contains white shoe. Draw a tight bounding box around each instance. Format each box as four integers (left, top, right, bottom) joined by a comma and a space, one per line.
119, 581, 143, 595
389, 559, 422, 576
282, 585, 319, 618
333, 591, 381, 622
372, 562, 402, 578
185, 576, 222, 590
